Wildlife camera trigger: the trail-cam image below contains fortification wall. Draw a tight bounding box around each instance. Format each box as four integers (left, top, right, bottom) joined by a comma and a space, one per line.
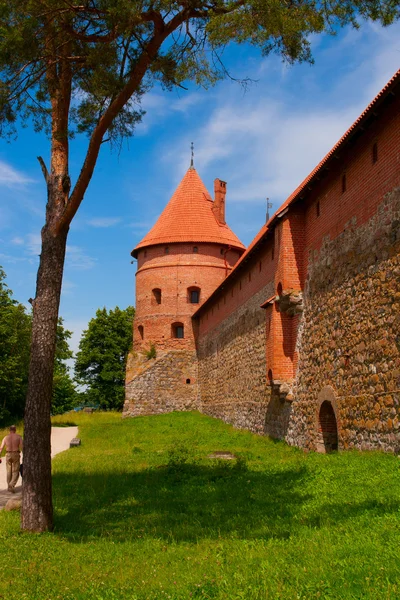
286, 187, 400, 452
197, 283, 274, 435
195, 88, 400, 451
124, 349, 199, 416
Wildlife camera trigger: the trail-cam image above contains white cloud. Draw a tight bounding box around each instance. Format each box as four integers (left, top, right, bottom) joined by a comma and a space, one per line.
87, 217, 121, 228
0, 252, 27, 264
11, 236, 24, 245
26, 233, 41, 256
66, 245, 96, 270
61, 279, 77, 295
162, 20, 400, 214
170, 92, 205, 113
0, 161, 34, 187
24, 234, 95, 270
128, 219, 156, 231
137, 90, 208, 134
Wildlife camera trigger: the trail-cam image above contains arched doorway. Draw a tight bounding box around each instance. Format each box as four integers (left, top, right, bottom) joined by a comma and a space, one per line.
318, 401, 338, 453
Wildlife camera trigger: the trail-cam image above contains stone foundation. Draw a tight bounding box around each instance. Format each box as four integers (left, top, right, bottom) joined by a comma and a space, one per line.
124, 349, 199, 416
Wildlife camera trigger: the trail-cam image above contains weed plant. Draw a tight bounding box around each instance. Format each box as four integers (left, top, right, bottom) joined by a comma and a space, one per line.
0, 411, 399, 599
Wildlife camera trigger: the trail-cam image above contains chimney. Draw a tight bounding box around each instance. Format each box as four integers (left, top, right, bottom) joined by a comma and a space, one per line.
213, 178, 226, 225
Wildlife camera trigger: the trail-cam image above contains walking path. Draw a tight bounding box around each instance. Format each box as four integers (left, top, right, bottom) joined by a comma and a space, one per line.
0, 426, 78, 509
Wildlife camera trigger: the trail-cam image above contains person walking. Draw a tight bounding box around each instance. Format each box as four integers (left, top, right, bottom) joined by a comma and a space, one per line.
0, 425, 23, 493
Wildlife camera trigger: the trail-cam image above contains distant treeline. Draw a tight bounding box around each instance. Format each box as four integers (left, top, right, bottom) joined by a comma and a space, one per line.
0, 265, 134, 423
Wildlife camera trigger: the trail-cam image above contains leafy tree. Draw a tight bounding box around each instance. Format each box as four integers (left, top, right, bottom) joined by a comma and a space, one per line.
75, 306, 135, 411
52, 319, 79, 415
0, 267, 31, 423
0, 267, 77, 419
0, 0, 397, 531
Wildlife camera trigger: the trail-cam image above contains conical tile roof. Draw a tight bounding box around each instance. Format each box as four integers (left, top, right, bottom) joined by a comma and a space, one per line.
132, 168, 245, 256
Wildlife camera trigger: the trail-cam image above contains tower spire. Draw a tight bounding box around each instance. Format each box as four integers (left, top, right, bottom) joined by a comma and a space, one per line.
190, 142, 194, 169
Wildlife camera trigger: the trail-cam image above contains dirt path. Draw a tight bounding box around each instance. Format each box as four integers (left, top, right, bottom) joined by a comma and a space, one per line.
0, 426, 78, 509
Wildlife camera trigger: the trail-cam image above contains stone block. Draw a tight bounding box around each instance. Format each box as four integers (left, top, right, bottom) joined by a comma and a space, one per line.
5, 498, 21, 511
70, 438, 81, 448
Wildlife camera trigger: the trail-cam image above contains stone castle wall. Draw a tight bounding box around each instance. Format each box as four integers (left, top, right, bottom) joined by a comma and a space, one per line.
124, 349, 199, 417
286, 188, 400, 452
197, 284, 274, 436
125, 78, 400, 454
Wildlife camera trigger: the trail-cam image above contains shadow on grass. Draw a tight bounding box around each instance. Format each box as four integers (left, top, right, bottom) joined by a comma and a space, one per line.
53, 461, 311, 543
304, 498, 400, 528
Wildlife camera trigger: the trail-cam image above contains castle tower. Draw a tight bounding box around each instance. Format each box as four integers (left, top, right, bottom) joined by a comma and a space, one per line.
124, 165, 245, 417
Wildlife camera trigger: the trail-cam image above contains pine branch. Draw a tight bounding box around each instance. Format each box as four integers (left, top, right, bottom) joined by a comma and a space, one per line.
37, 156, 49, 183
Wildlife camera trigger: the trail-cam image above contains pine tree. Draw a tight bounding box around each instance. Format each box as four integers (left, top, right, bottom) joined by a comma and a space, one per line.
0, 0, 398, 531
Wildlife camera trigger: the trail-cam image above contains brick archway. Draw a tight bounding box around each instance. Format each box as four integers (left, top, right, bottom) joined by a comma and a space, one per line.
315, 386, 340, 453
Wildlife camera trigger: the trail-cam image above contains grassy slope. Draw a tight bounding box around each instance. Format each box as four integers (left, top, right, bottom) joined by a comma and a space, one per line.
1, 411, 399, 600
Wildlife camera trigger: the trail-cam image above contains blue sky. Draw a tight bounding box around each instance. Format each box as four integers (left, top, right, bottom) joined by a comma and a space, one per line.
0, 20, 399, 354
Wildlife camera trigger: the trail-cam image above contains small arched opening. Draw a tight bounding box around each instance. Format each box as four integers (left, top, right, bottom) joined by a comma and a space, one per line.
318, 401, 338, 453
138, 325, 144, 340
188, 286, 200, 304
152, 288, 162, 305
172, 322, 184, 339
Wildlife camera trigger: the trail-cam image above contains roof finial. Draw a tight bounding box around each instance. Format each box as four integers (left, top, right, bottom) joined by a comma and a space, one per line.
190, 141, 194, 169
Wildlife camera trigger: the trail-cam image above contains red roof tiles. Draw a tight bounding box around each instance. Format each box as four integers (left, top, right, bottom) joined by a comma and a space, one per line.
132, 167, 245, 256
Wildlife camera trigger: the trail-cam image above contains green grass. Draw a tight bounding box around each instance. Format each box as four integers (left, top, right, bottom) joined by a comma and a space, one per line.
1, 411, 400, 600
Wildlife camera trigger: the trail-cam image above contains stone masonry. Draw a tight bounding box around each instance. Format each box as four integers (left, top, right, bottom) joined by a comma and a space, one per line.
286, 188, 400, 452
124, 350, 199, 416
198, 285, 273, 435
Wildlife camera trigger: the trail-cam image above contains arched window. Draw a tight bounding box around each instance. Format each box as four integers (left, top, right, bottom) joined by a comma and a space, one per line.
172, 322, 184, 338
152, 288, 161, 305
138, 325, 144, 340
188, 286, 200, 304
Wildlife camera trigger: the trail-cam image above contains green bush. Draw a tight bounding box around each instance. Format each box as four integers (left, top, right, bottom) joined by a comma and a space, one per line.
145, 343, 157, 360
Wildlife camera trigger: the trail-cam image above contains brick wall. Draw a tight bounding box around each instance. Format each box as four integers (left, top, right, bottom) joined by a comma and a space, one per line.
195, 87, 400, 452
134, 242, 241, 352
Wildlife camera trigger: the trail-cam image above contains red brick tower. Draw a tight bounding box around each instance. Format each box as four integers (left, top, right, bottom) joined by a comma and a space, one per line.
124, 164, 245, 416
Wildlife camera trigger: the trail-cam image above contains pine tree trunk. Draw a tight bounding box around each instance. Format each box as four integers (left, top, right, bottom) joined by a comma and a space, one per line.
21, 182, 69, 532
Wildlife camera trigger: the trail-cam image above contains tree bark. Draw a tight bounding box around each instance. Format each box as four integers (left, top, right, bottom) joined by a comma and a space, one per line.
20, 14, 185, 532
21, 206, 68, 531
